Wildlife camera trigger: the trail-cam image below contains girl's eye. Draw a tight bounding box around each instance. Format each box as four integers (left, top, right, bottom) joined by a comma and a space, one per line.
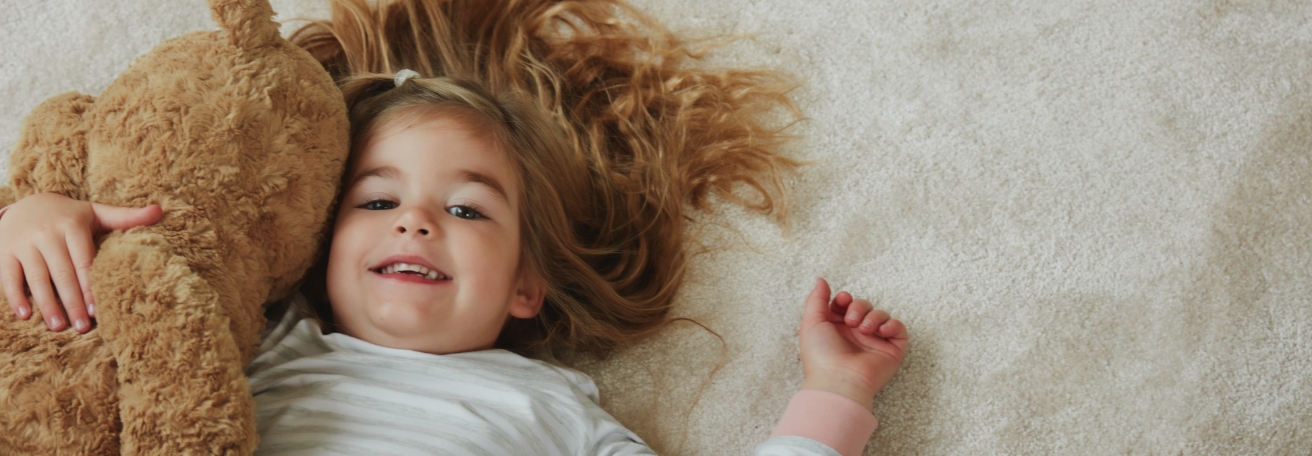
359, 199, 398, 210
447, 205, 485, 220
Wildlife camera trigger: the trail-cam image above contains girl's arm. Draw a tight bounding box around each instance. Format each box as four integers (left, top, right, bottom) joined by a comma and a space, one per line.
0, 193, 161, 333
761, 389, 880, 456
595, 278, 906, 456
761, 278, 909, 456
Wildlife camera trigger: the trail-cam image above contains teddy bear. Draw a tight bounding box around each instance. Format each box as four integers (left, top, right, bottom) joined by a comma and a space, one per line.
0, 0, 349, 454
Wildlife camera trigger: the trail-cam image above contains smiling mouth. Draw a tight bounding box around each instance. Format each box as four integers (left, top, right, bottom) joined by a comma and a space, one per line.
372, 263, 449, 281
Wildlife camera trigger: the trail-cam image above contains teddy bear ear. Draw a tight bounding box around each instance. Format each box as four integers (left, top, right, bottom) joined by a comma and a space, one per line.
207, 0, 280, 49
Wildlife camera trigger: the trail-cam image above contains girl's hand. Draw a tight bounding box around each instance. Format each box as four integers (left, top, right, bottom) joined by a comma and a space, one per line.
0, 193, 162, 333
798, 277, 909, 410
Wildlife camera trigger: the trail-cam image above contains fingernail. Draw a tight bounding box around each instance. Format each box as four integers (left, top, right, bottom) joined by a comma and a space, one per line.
74, 319, 89, 333
17, 307, 29, 319
48, 316, 62, 330
87, 303, 96, 317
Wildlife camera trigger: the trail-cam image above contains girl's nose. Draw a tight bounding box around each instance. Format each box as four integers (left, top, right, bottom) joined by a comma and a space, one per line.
396, 225, 430, 235
393, 208, 436, 236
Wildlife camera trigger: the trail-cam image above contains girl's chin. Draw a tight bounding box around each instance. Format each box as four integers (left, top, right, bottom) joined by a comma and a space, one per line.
368, 311, 437, 334
349, 320, 437, 348
353, 316, 498, 354
360, 330, 482, 355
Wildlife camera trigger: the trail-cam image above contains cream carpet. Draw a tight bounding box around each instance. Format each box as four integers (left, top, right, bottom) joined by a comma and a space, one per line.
3, 0, 1310, 454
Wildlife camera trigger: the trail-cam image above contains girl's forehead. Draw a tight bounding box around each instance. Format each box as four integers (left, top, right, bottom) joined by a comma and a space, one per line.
349, 115, 519, 194
372, 110, 485, 144
379, 106, 500, 141
358, 114, 500, 165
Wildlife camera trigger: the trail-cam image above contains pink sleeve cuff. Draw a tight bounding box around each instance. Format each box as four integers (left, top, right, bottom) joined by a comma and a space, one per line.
769, 389, 878, 456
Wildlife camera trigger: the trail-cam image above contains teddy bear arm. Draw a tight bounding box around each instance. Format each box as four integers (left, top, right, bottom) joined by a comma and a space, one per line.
91, 231, 257, 455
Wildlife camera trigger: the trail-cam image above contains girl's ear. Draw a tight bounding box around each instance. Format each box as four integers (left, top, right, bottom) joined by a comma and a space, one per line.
508, 270, 545, 319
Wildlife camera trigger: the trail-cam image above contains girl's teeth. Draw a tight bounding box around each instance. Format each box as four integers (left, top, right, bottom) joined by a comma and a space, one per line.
378, 263, 445, 280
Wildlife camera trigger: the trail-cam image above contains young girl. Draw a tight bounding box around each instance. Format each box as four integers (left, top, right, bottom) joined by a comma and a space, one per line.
0, 1, 908, 455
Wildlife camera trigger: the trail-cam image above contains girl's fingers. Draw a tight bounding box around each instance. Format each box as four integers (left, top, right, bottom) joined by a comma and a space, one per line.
827, 291, 853, 326
2, 256, 32, 320
843, 298, 874, 328
44, 241, 90, 333
802, 278, 834, 328
859, 309, 891, 335
66, 231, 97, 318
878, 318, 909, 352
19, 251, 65, 331
829, 291, 853, 313
90, 203, 162, 233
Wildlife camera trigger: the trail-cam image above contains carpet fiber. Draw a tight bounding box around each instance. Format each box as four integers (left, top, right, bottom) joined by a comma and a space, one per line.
2, 0, 1309, 454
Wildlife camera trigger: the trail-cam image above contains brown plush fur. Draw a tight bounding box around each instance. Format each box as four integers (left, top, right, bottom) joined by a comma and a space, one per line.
0, 0, 349, 454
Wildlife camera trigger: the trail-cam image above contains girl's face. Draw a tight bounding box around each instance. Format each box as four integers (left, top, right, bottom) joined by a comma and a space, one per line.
326, 113, 543, 354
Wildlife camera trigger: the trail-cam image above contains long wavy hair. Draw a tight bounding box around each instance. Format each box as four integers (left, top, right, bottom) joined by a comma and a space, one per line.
291, 0, 801, 356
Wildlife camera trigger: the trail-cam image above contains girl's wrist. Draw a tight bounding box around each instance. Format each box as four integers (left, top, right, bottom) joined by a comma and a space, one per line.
801, 374, 877, 410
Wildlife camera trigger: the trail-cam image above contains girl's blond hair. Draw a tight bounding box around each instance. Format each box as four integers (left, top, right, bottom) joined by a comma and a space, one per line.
292, 0, 800, 356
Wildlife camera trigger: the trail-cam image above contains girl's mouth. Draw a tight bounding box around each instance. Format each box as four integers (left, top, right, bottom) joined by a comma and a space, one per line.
372, 262, 449, 281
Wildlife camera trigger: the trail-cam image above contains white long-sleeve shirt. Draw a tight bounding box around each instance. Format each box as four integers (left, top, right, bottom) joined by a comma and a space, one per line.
247, 296, 868, 455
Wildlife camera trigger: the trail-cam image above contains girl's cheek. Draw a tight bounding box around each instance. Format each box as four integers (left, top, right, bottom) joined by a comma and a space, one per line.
333, 208, 364, 232
457, 228, 518, 270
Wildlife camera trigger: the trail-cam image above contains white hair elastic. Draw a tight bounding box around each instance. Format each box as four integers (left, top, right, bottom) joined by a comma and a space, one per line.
394, 69, 421, 87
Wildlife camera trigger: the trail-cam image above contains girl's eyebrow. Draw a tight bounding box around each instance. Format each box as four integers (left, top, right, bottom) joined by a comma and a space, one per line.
458, 169, 509, 204
348, 165, 401, 188
348, 165, 508, 204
